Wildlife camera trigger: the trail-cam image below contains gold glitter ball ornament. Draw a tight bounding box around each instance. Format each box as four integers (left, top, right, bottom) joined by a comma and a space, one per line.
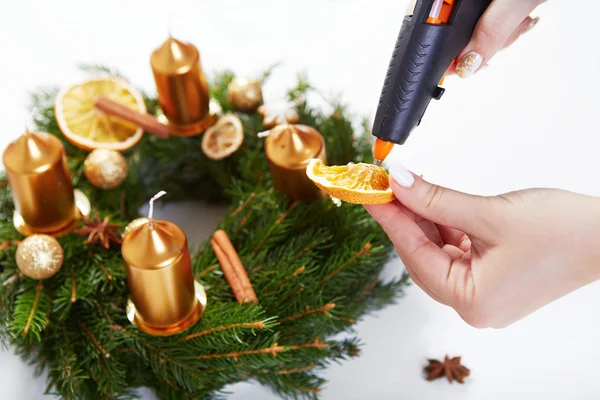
83, 149, 128, 189
16, 234, 64, 279
227, 77, 263, 112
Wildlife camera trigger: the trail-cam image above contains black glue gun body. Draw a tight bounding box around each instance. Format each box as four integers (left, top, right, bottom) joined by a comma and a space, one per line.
372, 0, 492, 145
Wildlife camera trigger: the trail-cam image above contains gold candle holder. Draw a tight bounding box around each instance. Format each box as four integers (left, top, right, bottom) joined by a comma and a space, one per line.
265, 124, 327, 201
2, 131, 90, 236
122, 192, 206, 336
150, 36, 217, 136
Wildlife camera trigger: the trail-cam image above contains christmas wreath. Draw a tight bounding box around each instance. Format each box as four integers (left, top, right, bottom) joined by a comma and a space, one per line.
0, 62, 409, 399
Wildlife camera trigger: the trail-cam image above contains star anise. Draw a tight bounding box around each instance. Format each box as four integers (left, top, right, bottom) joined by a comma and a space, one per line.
424, 355, 470, 384
75, 213, 122, 249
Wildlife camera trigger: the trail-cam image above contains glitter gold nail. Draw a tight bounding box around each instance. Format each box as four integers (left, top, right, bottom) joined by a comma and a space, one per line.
455, 52, 483, 79
523, 17, 540, 34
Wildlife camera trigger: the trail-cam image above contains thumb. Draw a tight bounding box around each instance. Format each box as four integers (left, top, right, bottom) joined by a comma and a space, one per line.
388, 163, 491, 237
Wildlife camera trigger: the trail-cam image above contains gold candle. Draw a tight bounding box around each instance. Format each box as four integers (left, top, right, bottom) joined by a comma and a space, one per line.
122, 192, 205, 336
265, 124, 327, 201
2, 131, 79, 235
150, 36, 213, 136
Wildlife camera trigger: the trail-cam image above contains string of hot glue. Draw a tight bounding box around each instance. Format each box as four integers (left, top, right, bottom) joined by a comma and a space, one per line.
148, 191, 167, 221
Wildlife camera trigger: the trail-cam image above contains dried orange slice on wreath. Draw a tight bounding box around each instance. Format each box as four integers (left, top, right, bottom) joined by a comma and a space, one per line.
201, 114, 244, 160
306, 159, 394, 204
55, 77, 146, 151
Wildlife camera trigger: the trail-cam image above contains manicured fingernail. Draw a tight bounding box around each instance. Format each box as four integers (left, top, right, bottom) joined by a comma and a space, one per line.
389, 163, 415, 188
523, 17, 540, 34
455, 52, 483, 79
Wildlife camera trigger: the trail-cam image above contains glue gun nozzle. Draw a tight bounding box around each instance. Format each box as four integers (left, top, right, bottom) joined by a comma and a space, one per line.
373, 158, 383, 167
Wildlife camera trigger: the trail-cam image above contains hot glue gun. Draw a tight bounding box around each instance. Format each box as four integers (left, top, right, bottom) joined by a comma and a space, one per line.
372, 0, 493, 166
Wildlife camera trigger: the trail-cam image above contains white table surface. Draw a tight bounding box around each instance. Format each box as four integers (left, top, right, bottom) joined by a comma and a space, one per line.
1, 0, 600, 399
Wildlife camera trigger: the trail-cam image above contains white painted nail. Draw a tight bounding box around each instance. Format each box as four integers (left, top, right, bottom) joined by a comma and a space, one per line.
455, 52, 483, 79
389, 163, 415, 188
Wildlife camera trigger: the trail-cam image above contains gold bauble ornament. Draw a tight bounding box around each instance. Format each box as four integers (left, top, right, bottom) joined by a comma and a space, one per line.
16, 234, 64, 279
122, 217, 149, 239
84, 149, 128, 189
227, 77, 263, 112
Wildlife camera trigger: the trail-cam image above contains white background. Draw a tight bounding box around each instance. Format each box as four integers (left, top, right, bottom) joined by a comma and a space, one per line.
1, 0, 599, 399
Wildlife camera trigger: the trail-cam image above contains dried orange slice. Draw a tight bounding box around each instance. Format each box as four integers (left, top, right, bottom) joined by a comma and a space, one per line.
55, 77, 146, 151
201, 114, 244, 160
306, 159, 394, 204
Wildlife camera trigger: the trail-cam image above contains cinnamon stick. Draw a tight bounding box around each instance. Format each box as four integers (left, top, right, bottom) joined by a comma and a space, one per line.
211, 230, 258, 305
95, 96, 170, 139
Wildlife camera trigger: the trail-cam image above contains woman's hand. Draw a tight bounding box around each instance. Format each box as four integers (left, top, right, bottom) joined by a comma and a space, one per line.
364, 164, 600, 328
450, 0, 546, 78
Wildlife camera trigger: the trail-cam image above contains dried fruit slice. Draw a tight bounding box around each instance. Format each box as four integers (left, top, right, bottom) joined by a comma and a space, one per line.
306, 159, 394, 204
55, 77, 146, 151
201, 114, 244, 160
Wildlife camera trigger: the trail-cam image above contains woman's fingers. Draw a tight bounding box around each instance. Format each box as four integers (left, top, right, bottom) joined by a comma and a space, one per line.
405, 267, 448, 305
378, 196, 472, 252
364, 202, 454, 300
396, 203, 445, 247
387, 164, 493, 240
437, 225, 471, 252
503, 16, 539, 49
454, 0, 544, 78
442, 244, 465, 261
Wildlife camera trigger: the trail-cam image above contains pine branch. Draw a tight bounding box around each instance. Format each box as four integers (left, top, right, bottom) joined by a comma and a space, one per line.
80, 322, 111, 359
279, 304, 335, 323
89, 355, 137, 399
253, 201, 299, 253
48, 349, 88, 397
10, 281, 51, 341
196, 338, 329, 361
252, 364, 316, 376
321, 242, 372, 283
256, 371, 325, 400
183, 321, 267, 341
